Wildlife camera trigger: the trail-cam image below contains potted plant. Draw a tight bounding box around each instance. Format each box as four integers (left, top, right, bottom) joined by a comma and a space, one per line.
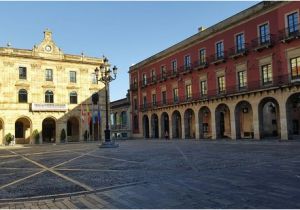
60, 129, 66, 143
5, 133, 13, 145
32, 129, 40, 144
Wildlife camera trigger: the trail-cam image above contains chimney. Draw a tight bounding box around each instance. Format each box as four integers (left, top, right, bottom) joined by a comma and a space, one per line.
198, 26, 206, 32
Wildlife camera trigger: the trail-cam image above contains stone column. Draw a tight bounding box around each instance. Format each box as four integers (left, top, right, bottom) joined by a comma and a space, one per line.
169, 115, 173, 139
158, 114, 162, 139
195, 110, 200, 139
56, 121, 65, 143
148, 114, 152, 139
252, 101, 261, 140
211, 107, 217, 140
230, 105, 237, 140
181, 111, 185, 140
279, 96, 288, 140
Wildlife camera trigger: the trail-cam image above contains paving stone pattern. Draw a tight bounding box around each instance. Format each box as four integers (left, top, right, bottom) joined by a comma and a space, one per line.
0, 140, 300, 208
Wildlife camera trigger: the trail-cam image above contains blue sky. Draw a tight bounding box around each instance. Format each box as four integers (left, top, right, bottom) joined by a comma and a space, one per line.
0, 1, 257, 101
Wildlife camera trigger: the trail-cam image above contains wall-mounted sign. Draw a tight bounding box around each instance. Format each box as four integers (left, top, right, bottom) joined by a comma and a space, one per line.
31, 103, 68, 112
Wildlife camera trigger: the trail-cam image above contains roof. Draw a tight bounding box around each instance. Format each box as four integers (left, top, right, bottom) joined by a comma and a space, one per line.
0, 30, 103, 65
129, 1, 285, 72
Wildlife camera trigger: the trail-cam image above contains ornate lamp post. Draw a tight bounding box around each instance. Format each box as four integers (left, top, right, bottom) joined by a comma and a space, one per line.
95, 57, 118, 148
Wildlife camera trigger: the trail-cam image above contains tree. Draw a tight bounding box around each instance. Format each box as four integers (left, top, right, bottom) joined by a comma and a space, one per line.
5, 133, 13, 145
32, 129, 40, 144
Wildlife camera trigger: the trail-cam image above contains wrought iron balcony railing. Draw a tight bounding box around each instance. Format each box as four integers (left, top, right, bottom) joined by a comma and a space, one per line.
193, 59, 209, 70
130, 83, 138, 91
111, 124, 129, 130
210, 51, 227, 64
251, 34, 275, 51
278, 24, 300, 43
139, 74, 296, 112
228, 43, 249, 58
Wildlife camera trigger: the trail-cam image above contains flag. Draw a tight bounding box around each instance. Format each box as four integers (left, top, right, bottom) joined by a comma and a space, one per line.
81, 104, 85, 125
86, 103, 91, 124
92, 112, 97, 124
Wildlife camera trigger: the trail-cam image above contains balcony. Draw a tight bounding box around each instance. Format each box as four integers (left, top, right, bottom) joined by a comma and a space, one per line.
169, 70, 179, 79
138, 74, 295, 112
140, 80, 147, 88
228, 44, 249, 59
111, 124, 129, 131
252, 34, 275, 51
193, 59, 209, 70
180, 65, 193, 75
140, 103, 149, 112
150, 76, 157, 85
158, 73, 168, 82
279, 24, 300, 43
130, 83, 138, 91
210, 51, 227, 65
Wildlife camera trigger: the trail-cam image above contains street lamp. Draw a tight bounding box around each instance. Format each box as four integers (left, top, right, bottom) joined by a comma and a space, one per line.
95, 56, 118, 148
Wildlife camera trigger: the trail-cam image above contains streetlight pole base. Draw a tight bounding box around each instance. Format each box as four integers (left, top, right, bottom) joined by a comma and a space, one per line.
100, 129, 119, 148
104, 129, 111, 141
99, 141, 119, 148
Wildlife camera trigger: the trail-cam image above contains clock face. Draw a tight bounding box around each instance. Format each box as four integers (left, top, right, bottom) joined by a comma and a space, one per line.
45, 45, 52, 52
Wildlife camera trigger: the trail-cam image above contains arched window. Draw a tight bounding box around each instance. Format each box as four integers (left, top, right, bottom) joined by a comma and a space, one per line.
45, 90, 54, 103
18, 89, 28, 103
70, 92, 77, 104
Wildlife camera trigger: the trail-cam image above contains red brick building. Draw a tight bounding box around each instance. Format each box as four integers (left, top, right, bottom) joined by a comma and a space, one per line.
129, 1, 300, 140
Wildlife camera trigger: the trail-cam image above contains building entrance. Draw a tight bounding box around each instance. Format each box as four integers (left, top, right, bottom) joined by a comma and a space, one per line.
143, 115, 149, 138
42, 118, 56, 143
216, 104, 231, 139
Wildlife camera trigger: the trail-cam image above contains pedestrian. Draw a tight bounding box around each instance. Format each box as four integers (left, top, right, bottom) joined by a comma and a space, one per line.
165, 130, 169, 140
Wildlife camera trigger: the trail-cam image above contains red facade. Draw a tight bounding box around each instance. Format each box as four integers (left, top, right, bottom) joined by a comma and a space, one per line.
130, 1, 300, 135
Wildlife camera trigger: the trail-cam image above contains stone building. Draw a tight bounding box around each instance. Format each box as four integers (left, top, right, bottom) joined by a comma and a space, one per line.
129, 1, 300, 140
0, 30, 107, 145
110, 92, 131, 139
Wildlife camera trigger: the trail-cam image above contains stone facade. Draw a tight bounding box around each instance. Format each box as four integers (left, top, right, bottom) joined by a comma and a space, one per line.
129, 1, 300, 140
110, 92, 132, 139
0, 30, 107, 145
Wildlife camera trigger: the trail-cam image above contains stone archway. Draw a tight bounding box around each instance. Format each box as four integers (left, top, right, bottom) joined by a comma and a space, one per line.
42, 117, 56, 143
199, 106, 212, 139
143, 115, 150, 138
15, 117, 32, 144
172, 110, 182, 139
235, 101, 254, 139
286, 93, 300, 140
184, 109, 195, 139
258, 97, 280, 139
161, 112, 169, 139
0, 118, 4, 145
67, 117, 80, 142
151, 114, 159, 138
215, 104, 231, 139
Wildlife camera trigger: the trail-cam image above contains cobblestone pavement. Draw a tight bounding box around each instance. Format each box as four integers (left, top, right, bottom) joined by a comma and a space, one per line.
0, 139, 300, 208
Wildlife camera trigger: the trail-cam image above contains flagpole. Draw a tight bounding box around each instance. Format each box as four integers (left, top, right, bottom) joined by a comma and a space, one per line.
92, 103, 95, 141
97, 102, 100, 141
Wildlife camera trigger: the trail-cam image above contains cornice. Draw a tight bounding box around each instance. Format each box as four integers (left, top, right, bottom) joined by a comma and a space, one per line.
129, 1, 287, 72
